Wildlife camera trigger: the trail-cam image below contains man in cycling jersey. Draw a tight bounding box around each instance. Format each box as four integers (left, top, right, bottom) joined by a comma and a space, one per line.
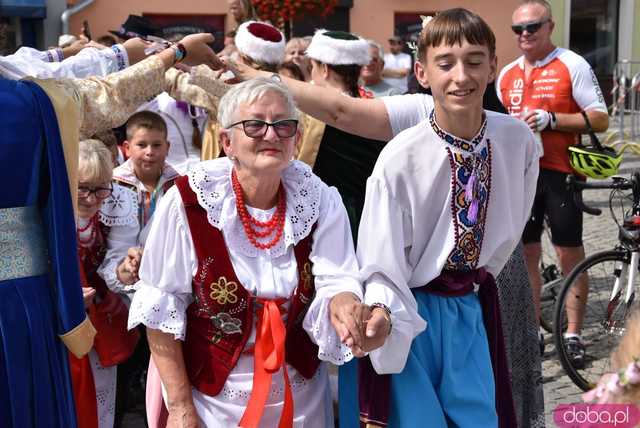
497, 0, 608, 367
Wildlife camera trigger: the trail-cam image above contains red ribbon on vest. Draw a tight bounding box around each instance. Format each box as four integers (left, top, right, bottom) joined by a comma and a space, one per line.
239, 298, 293, 428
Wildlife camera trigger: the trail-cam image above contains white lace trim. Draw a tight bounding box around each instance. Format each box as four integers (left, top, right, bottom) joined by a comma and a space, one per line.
188, 158, 322, 258
218, 364, 323, 403
128, 284, 190, 340
99, 184, 138, 227
101, 259, 137, 295
311, 297, 355, 365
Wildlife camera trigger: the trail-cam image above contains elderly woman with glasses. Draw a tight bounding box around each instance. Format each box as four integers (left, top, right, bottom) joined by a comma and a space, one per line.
72, 139, 140, 428
128, 78, 375, 428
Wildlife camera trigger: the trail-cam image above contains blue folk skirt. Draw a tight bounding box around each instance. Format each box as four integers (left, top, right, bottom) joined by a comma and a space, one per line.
0, 274, 77, 428
340, 291, 497, 428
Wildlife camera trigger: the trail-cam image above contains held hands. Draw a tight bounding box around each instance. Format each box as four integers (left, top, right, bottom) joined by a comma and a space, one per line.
177, 34, 224, 70
222, 57, 262, 82
116, 247, 143, 285
125, 34, 223, 70
329, 293, 392, 357
522, 109, 555, 132
363, 307, 392, 353
329, 292, 367, 356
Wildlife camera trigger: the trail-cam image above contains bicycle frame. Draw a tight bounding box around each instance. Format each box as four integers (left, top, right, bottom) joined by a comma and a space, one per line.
568, 172, 640, 334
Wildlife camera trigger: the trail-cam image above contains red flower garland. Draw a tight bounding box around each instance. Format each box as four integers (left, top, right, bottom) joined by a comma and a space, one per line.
232, 169, 287, 250
252, 0, 338, 26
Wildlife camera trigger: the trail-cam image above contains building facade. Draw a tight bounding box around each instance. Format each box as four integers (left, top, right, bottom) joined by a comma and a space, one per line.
2, 0, 639, 105
61, 0, 523, 70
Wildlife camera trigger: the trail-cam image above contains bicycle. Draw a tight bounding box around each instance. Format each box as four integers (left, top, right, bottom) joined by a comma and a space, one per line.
539, 221, 563, 334
553, 172, 640, 391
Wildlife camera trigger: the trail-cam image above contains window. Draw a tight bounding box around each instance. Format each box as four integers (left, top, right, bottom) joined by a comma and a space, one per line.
0, 17, 19, 55
569, 0, 618, 75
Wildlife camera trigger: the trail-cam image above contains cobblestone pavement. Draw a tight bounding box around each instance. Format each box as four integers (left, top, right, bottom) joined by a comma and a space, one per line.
541, 153, 640, 427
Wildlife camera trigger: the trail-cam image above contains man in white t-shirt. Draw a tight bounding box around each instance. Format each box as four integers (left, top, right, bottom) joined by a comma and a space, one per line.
382, 35, 412, 93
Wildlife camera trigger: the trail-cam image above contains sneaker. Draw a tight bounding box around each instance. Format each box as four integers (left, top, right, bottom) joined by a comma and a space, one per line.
564, 336, 586, 369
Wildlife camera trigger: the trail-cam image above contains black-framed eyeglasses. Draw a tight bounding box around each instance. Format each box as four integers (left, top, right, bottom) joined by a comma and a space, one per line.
227, 119, 299, 138
78, 185, 113, 199
511, 19, 550, 35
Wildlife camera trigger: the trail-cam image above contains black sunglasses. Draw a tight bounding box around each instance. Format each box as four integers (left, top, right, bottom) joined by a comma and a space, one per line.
511, 19, 550, 35
228, 119, 298, 139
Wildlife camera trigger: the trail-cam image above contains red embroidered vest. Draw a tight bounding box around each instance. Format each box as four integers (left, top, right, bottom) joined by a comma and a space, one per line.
78, 222, 110, 297
175, 176, 321, 396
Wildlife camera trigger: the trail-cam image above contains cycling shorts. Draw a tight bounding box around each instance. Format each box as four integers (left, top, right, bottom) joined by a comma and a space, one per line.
522, 168, 584, 247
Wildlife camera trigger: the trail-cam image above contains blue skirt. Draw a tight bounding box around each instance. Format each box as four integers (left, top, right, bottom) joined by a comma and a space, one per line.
0, 274, 77, 428
340, 292, 497, 428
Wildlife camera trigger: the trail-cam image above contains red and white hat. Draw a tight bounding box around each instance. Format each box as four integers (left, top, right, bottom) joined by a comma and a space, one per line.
235, 21, 286, 65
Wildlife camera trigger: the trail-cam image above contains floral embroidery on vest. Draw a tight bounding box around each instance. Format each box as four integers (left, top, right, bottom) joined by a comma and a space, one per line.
429, 111, 492, 271
211, 312, 243, 335
209, 277, 239, 305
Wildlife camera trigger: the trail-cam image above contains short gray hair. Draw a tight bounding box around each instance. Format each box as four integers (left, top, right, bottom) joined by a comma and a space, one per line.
217, 78, 298, 128
518, 0, 553, 19
78, 139, 114, 184
367, 39, 384, 59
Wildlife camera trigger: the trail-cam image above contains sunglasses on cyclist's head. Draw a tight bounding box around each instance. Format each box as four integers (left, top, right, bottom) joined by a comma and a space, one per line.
511, 19, 550, 35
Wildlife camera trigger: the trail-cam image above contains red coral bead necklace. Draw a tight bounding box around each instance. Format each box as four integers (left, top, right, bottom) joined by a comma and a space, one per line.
232, 169, 286, 250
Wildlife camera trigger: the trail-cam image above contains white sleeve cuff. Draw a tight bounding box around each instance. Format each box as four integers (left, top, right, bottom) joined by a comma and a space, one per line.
127, 283, 193, 340
363, 280, 427, 374
304, 293, 355, 366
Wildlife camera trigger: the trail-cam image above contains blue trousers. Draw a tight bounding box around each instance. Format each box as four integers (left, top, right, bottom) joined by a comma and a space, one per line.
340, 292, 497, 428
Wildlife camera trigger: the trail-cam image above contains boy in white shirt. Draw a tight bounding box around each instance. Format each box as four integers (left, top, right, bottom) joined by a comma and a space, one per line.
355, 9, 539, 427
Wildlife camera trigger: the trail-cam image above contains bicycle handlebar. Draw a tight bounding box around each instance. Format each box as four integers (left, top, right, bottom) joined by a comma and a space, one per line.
567, 175, 633, 192
566, 175, 635, 216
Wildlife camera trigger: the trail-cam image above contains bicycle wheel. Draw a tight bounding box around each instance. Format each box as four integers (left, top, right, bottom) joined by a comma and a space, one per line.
553, 249, 633, 391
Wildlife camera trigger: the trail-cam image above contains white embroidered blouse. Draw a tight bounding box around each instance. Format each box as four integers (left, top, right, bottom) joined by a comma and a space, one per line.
357, 109, 540, 375
94, 184, 140, 294
128, 158, 362, 427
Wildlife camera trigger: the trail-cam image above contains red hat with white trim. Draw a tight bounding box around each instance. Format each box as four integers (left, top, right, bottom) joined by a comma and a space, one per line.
235, 21, 286, 65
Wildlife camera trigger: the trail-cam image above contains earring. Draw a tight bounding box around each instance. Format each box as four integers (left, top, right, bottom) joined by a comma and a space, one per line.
228, 155, 237, 161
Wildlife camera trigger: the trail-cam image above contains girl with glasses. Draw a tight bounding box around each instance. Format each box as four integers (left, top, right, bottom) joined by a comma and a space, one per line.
72, 139, 140, 428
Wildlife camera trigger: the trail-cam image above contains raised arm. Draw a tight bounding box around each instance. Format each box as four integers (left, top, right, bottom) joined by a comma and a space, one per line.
62, 34, 221, 138
227, 59, 394, 141
165, 65, 230, 115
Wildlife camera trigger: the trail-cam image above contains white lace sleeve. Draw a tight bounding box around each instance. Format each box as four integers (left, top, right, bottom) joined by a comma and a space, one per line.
127, 187, 197, 340
98, 185, 140, 294
302, 186, 363, 365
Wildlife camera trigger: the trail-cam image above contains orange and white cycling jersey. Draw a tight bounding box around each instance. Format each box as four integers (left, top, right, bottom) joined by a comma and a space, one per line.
497, 47, 606, 173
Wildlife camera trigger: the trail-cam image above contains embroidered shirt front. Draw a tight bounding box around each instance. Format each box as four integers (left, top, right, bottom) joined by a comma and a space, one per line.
429, 111, 492, 271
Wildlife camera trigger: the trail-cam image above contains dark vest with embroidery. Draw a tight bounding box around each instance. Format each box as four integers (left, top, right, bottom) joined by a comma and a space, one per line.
78, 222, 110, 297
175, 176, 321, 397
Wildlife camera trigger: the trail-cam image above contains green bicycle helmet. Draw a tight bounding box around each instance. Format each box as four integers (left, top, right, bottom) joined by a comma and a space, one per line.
568, 145, 622, 179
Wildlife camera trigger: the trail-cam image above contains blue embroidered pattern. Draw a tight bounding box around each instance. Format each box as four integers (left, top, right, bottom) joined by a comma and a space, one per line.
428, 111, 492, 271
429, 110, 487, 152
0, 206, 48, 282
